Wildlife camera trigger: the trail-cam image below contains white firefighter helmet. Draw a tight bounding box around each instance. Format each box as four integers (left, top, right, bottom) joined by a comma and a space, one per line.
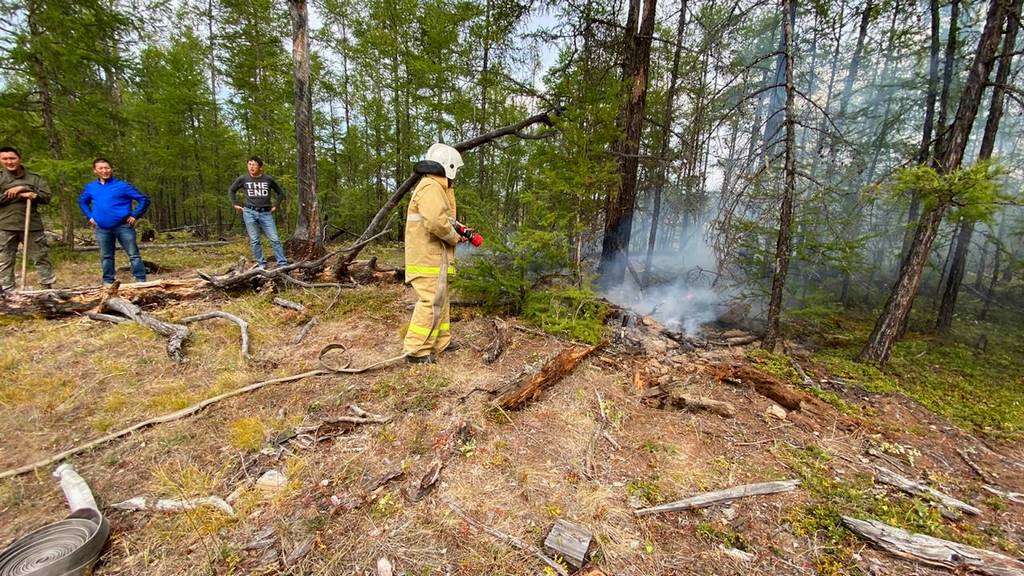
425, 143, 464, 180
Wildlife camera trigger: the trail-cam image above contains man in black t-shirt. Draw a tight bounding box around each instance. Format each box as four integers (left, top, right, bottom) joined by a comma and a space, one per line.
228, 156, 288, 268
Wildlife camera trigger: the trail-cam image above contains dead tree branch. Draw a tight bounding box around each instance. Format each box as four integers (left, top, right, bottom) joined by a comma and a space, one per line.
180, 311, 251, 360
104, 297, 191, 362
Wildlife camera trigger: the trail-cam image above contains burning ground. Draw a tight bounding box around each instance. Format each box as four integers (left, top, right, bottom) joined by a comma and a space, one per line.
0, 242, 1022, 575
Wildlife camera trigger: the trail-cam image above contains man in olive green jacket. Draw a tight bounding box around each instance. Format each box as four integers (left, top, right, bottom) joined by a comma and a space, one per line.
0, 146, 55, 291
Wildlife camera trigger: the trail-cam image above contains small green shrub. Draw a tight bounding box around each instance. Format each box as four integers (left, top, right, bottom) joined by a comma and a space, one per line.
522, 287, 607, 344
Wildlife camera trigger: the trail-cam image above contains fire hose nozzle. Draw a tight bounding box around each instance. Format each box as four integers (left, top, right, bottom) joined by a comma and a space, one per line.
452, 220, 484, 247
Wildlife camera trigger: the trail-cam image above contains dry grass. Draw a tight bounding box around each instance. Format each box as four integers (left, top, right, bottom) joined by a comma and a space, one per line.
0, 242, 1021, 575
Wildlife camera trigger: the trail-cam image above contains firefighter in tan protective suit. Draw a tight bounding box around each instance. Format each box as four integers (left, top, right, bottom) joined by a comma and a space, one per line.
402, 143, 465, 364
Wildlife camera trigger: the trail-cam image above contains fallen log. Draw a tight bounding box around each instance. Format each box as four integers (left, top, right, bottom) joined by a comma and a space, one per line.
180, 311, 251, 360
104, 297, 190, 362
982, 485, 1024, 505
842, 516, 1024, 576
666, 390, 736, 418
634, 479, 801, 516
492, 343, 602, 410
711, 364, 804, 410
111, 495, 235, 516
0, 257, 392, 319
1, 278, 208, 317
874, 466, 981, 518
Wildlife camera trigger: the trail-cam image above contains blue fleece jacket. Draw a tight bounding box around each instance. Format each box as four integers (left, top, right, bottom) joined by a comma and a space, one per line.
78, 178, 150, 229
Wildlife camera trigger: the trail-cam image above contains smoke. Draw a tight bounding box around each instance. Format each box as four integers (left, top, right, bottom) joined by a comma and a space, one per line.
602, 218, 733, 334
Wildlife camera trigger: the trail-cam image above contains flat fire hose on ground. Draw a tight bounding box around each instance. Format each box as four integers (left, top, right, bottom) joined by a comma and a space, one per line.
0, 464, 110, 576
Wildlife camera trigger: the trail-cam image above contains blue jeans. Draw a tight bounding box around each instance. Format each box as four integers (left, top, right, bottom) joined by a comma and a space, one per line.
96, 224, 146, 284
242, 208, 288, 267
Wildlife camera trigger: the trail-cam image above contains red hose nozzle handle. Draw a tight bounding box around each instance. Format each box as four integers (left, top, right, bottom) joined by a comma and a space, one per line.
453, 221, 484, 247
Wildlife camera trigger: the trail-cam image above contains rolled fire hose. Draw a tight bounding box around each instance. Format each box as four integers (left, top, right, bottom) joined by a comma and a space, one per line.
0, 464, 110, 576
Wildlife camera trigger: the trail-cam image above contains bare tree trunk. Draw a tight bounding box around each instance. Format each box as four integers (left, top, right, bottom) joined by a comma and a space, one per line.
598, 0, 658, 287
762, 0, 798, 352
26, 3, 72, 246
811, 1, 845, 177
903, 0, 943, 258
643, 0, 687, 288
934, 0, 1019, 332
980, 214, 1006, 320
859, 0, 1008, 364
287, 0, 324, 260
974, 235, 988, 291
934, 0, 960, 157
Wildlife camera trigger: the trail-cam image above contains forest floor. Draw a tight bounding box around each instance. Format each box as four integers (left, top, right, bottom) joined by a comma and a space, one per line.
1, 239, 1022, 576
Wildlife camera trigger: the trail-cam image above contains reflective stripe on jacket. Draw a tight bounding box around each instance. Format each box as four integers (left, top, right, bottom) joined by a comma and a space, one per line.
404, 174, 459, 281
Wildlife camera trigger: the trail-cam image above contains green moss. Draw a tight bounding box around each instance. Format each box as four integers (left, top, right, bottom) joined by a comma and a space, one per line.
696, 521, 749, 551
745, 349, 800, 384
779, 444, 1000, 573
626, 479, 663, 507
812, 349, 898, 393
805, 385, 858, 415
521, 287, 607, 344
800, 304, 1023, 436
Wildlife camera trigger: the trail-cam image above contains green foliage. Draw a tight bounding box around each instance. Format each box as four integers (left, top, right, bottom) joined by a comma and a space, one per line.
522, 287, 608, 344
453, 228, 573, 314
892, 162, 1005, 222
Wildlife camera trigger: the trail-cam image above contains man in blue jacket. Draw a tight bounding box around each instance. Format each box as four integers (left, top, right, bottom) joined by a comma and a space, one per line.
78, 158, 151, 285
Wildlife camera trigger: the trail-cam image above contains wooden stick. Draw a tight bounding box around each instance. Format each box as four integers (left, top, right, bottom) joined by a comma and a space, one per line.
19, 197, 30, 290
0, 368, 330, 480
842, 516, 1024, 576
583, 391, 608, 479
273, 297, 306, 313
634, 480, 801, 516
956, 447, 998, 484
291, 317, 318, 345
982, 485, 1024, 505
874, 466, 981, 517
180, 311, 251, 360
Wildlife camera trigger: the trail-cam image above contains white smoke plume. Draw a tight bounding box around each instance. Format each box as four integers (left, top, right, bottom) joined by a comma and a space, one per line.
602, 220, 732, 334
